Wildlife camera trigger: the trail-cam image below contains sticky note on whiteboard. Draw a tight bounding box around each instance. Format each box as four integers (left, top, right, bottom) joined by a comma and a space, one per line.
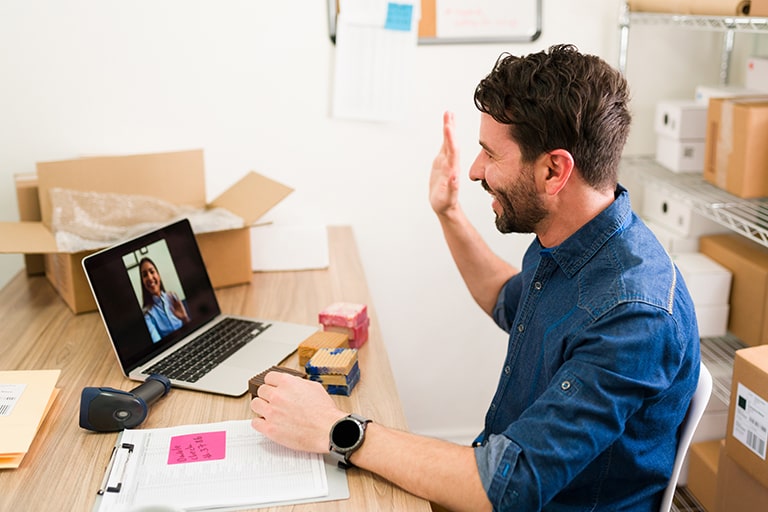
168, 431, 226, 465
385, 3, 413, 31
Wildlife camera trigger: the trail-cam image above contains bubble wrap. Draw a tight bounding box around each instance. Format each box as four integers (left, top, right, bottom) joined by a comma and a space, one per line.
49, 188, 245, 252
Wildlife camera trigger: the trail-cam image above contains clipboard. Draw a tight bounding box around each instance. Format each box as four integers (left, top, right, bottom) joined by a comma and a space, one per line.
328, 0, 542, 45
91, 420, 349, 512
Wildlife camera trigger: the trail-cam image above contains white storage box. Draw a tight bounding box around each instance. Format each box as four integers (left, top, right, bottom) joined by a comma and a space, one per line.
746, 56, 768, 93
694, 303, 730, 338
672, 252, 733, 306
645, 219, 700, 255
655, 100, 708, 139
655, 134, 705, 173
694, 84, 763, 105
642, 182, 729, 238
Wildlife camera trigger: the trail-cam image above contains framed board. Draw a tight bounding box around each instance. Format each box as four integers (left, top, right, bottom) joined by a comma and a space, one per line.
328, 0, 542, 45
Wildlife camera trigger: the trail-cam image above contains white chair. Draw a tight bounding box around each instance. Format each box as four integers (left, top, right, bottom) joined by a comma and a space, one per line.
659, 361, 713, 512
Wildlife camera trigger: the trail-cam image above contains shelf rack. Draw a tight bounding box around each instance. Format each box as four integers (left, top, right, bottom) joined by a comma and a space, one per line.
618, 3, 768, 84
621, 156, 754, 405
622, 155, 768, 248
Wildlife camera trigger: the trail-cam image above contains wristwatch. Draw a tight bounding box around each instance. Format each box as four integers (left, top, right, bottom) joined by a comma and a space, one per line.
328, 413, 371, 469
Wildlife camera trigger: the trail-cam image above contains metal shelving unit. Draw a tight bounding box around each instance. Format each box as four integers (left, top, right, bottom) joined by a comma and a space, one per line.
616, 7, 766, 509
618, 2, 768, 84
621, 156, 750, 412
622, 156, 768, 247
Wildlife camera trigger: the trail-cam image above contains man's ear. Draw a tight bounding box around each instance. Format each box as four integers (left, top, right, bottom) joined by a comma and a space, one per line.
539, 149, 574, 196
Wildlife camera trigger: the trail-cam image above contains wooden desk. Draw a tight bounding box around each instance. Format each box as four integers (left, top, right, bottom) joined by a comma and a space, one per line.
0, 226, 431, 512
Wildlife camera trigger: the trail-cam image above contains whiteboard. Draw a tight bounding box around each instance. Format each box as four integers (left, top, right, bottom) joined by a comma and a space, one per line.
328, 0, 542, 45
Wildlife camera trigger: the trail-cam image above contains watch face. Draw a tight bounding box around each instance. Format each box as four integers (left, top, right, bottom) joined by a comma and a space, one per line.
332, 418, 363, 450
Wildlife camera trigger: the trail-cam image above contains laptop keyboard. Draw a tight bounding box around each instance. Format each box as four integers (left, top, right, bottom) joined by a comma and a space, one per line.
143, 317, 271, 383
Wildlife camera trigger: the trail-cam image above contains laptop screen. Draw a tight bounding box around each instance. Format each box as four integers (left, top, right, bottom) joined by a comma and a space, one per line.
83, 219, 221, 373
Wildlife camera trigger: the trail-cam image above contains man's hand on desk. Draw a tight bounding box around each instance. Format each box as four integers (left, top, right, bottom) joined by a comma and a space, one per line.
250, 371, 347, 454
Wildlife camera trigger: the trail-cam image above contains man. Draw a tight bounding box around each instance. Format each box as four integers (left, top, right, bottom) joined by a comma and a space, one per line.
251, 44, 700, 511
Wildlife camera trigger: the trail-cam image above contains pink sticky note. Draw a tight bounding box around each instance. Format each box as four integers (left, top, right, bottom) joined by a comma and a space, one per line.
167, 430, 226, 465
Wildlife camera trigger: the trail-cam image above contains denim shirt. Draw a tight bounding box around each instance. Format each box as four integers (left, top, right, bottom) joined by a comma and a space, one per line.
474, 186, 700, 511
144, 291, 184, 343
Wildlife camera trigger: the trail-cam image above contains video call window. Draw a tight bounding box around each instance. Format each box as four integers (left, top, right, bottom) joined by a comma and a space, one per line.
123, 239, 191, 343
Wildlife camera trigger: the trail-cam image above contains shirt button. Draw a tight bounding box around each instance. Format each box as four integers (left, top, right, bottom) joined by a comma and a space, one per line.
517, 324, 525, 333
561, 380, 571, 391
504, 366, 511, 375
534, 281, 542, 290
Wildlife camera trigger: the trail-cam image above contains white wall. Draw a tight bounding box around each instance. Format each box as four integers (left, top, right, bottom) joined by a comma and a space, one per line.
0, 1, 759, 442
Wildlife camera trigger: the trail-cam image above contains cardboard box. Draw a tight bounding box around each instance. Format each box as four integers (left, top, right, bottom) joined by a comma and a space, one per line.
699, 234, 768, 347
14, 173, 45, 276
655, 134, 705, 173
717, 439, 768, 512
688, 439, 722, 512
746, 56, 768, 93
655, 100, 708, 139
642, 182, 728, 238
0, 150, 293, 313
703, 97, 768, 198
725, 346, 768, 489
752, 0, 768, 16
678, 408, 729, 486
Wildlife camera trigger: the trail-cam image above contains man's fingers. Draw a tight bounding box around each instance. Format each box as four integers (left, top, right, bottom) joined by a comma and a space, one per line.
442, 111, 457, 159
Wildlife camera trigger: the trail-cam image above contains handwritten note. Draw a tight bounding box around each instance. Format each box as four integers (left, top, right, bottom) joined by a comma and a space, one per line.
168, 430, 226, 465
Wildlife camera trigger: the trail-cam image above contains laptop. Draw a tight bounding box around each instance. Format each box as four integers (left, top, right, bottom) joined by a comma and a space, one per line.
82, 218, 319, 397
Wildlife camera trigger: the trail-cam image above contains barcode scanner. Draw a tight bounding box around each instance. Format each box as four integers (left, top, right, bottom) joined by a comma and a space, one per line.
79, 374, 172, 432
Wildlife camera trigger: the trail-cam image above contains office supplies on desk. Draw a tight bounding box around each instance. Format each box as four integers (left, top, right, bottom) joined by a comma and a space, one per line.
92, 419, 349, 512
82, 218, 319, 397
0, 369, 60, 469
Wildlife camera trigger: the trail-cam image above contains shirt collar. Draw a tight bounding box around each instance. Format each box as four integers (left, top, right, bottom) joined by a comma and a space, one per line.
537, 185, 631, 278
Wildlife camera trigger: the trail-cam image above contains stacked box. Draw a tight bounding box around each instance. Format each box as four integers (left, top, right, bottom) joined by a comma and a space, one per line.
319, 302, 369, 348
641, 181, 727, 255
687, 439, 722, 512
704, 96, 768, 198
725, 346, 768, 489
297, 331, 349, 367
672, 252, 732, 337
248, 366, 306, 398
700, 234, 768, 347
305, 348, 360, 396
654, 100, 708, 173
746, 57, 768, 92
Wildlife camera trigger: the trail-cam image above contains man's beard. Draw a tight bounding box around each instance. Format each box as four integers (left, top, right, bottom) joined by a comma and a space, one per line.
483, 168, 547, 234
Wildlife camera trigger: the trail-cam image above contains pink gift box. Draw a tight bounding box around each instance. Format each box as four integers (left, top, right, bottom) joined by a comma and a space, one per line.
318, 302, 368, 328
323, 316, 370, 349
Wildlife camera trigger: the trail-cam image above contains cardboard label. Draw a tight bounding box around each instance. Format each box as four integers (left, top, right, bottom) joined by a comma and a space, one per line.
733, 383, 768, 460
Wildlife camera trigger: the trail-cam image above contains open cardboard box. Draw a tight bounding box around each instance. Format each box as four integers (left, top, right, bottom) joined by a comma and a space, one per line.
1, 149, 292, 313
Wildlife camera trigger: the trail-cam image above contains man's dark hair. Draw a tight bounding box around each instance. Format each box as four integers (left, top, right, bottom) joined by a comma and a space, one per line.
473, 44, 631, 191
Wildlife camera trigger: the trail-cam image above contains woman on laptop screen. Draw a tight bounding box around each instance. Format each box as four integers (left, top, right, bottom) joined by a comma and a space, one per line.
139, 257, 190, 343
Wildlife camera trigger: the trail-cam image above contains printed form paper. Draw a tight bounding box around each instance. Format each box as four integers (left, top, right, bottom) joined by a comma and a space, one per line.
94, 420, 328, 511
332, 0, 420, 122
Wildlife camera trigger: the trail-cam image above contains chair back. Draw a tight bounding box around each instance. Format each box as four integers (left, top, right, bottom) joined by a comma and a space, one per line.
659, 361, 713, 512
